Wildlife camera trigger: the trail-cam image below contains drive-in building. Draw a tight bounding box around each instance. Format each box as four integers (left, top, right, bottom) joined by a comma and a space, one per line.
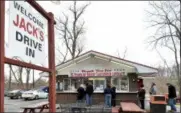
40, 50, 158, 105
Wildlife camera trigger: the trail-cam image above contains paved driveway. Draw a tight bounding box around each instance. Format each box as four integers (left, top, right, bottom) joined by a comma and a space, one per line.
4, 96, 181, 112
4, 96, 48, 112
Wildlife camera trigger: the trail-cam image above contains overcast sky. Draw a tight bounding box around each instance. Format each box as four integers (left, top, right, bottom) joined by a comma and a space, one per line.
5, 1, 177, 82
37, 1, 175, 67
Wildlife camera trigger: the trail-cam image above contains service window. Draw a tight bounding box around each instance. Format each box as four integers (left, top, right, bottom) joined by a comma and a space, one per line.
71, 78, 84, 91
120, 76, 129, 91
63, 78, 71, 91
111, 76, 129, 92
89, 78, 106, 91
112, 77, 121, 91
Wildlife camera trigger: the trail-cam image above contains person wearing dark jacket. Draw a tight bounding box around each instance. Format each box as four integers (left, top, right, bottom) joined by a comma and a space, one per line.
138, 84, 145, 109
111, 85, 116, 107
77, 84, 85, 103
166, 83, 177, 112
85, 82, 94, 106
104, 84, 112, 107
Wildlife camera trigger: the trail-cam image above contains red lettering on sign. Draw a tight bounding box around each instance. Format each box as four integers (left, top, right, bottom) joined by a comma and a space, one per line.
39, 31, 44, 42
32, 26, 38, 39
27, 22, 32, 34
19, 17, 26, 32
13, 14, 19, 27
13, 14, 44, 42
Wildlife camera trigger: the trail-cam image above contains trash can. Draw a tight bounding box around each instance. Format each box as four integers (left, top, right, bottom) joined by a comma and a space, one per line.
150, 95, 167, 113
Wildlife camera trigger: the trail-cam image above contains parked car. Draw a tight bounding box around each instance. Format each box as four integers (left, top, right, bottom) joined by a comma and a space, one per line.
39, 86, 49, 93
8, 89, 23, 99
21, 89, 48, 100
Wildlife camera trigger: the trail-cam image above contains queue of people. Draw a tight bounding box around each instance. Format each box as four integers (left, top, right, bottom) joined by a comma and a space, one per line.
76, 82, 94, 106
137, 82, 177, 112
77, 81, 177, 111
76, 82, 116, 107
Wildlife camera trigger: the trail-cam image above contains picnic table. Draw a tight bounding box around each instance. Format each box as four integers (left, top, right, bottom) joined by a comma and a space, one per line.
59, 103, 112, 113
70, 103, 87, 113
120, 102, 145, 113
112, 107, 120, 113
21, 101, 49, 113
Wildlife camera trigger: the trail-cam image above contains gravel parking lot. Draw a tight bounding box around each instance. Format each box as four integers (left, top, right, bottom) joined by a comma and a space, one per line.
4, 96, 48, 112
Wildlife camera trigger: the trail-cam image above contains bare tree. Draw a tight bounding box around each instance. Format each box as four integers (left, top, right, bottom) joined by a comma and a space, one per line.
25, 68, 31, 90
56, 1, 90, 60
8, 64, 12, 90
9, 65, 19, 83
157, 66, 167, 77
116, 47, 128, 59
55, 45, 68, 64
145, 1, 180, 111
32, 69, 35, 88
146, 1, 180, 86
9, 64, 24, 88
8, 58, 32, 89
155, 49, 172, 76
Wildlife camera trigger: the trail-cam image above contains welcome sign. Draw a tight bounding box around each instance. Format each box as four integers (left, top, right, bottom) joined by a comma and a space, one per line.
8, 1, 47, 65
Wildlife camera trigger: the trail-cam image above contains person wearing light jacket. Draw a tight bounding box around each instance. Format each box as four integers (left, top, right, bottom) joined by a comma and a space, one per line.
149, 82, 157, 95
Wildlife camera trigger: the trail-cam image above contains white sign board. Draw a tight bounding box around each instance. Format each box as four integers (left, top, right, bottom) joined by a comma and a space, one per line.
70, 68, 126, 77
8, 1, 48, 65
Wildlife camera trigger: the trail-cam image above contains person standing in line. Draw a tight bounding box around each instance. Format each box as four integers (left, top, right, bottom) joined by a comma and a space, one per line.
149, 82, 157, 95
166, 83, 177, 112
111, 85, 116, 107
104, 84, 112, 107
85, 82, 94, 106
77, 84, 85, 103
138, 84, 146, 109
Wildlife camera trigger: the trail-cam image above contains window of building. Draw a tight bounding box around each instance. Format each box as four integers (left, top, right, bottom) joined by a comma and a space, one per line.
112, 77, 121, 91
63, 78, 85, 91
63, 78, 71, 91
71, 78, 84, 91
56, 82, 63, 91
111, 76, 129, 92
89, 78, 106, 91
120, 76, 129, 91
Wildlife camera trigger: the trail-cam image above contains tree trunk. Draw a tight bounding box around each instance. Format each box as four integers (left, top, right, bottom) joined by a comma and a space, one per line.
26, 69, 30, 90
33, 69, 35, 88
8, 65, 12, 90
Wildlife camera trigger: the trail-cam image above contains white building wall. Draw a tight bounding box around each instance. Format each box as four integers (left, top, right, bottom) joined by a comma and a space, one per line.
57, 57, 136, 76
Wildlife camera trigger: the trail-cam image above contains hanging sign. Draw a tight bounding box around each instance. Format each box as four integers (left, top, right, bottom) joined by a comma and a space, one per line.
70, 69, 125, 77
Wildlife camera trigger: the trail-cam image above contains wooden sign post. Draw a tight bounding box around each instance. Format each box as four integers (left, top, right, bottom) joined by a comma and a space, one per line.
0, 0, 56, 112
